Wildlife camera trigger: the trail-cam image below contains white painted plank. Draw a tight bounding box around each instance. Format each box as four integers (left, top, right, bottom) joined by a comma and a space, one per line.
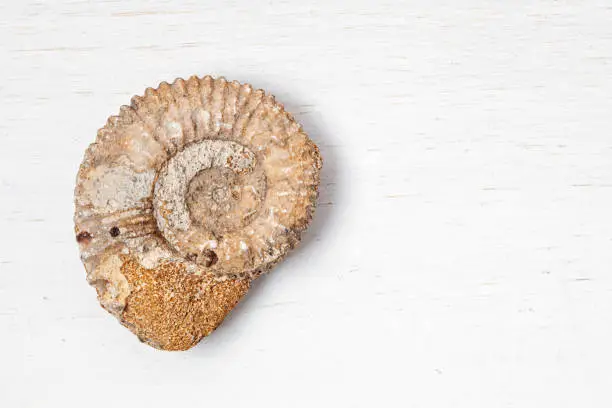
1, 1, 612, 407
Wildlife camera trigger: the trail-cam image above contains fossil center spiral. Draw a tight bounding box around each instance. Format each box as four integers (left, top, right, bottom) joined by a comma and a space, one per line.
185, 165, 265, 235
153, 139, 266, 267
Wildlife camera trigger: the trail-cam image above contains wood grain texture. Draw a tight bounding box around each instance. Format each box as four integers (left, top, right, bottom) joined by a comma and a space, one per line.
1, 0, 612, 407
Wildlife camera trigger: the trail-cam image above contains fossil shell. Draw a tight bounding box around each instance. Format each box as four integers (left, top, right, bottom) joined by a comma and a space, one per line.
74, 76, 321, 350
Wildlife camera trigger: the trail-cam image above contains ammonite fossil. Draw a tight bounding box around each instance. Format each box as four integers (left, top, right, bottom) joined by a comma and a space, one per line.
74, 76, 321, 350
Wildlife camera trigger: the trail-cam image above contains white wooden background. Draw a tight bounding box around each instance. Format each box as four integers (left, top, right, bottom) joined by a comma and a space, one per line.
2, 0, 612, 406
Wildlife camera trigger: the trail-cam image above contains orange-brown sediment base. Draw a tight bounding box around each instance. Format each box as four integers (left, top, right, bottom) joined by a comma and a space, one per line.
118, 259, 250, 351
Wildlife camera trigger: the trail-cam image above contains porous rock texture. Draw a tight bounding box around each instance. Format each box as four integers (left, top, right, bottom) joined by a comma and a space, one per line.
74, 76, 321, 350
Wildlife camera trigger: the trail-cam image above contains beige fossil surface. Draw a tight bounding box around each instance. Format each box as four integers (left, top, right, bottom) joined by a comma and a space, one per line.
74, 76, 321, 350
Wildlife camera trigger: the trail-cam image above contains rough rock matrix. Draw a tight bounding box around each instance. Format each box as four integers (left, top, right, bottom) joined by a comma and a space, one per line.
74, 76, 321, 350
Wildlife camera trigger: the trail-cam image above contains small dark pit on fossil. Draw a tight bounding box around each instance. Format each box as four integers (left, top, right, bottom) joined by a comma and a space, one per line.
76, 231, 92, 244
109, 226, 120, 237
201, 249, 218, 267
